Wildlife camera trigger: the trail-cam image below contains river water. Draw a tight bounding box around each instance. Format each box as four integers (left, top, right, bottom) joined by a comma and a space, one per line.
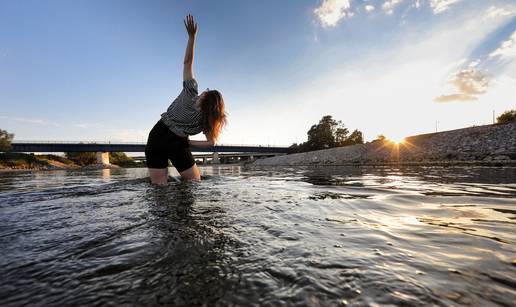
0, 166, 515, 306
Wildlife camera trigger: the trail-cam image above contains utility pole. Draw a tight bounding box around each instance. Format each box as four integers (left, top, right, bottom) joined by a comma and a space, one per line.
492, 110, 495, 124
435, 121, 439, 132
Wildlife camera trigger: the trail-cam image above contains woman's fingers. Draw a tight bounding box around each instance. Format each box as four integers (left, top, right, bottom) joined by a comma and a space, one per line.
183, 14, 197, 35
184, 14, 197, 34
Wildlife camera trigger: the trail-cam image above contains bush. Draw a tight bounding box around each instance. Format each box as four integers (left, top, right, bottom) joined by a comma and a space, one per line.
110, 152, 139, 167
65, 152, 97, 166
0, 129, 14, 152
37, 154, 76, 165
0, 153, 49, 168
497, 110, 516, 124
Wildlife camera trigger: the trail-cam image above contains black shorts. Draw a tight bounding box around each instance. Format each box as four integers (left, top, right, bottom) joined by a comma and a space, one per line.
145, 120, 195, 172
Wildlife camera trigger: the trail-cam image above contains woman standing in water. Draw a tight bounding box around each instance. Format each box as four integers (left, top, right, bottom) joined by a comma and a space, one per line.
145, 14, 227, 184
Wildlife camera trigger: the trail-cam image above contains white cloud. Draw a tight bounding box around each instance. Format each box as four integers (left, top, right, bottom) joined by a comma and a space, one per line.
435, 68, 490, 102
314, 0, 475, 27
429, 0, 462, 14
109, 128, 147, 142
0, 115, 59, 126
468, 59, 480, 68
74, 122, 104, 129
489, 30, 516, 61
314, 0, 353, 27
382, 0, 404, 15
484, 5, 516, 19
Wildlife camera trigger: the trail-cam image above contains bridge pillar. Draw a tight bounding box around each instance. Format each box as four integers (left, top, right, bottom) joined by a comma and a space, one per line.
96, 152, 110, 165
202, 157, 206, 164
212, 152, 220, 164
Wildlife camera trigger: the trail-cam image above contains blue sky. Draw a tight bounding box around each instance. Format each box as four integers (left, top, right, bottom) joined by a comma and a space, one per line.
1, 0, 515, 145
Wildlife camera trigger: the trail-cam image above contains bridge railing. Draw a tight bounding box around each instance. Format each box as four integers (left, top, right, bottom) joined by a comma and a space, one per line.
11, 140, 292, 148
11, 140, 147, 145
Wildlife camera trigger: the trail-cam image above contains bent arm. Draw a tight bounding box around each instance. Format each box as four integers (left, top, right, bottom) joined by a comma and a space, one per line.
190, 132, 215, 147
189, 140, 214, 147
183, 14, 197, 81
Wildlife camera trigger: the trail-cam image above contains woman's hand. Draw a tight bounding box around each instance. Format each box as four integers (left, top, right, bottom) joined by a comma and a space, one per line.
183, 14, 197, 80
184, 14, 198, 37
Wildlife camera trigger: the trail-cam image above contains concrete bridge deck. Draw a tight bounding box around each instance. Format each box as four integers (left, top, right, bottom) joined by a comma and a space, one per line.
10, 141, 292, 154
10, 141, 292, 165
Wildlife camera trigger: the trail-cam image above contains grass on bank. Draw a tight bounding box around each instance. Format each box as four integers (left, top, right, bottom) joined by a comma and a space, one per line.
0, 152, 145, 169
0, 153, 52, 169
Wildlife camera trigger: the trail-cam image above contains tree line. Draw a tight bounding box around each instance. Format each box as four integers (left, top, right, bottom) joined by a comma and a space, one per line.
290, 115, 364, 153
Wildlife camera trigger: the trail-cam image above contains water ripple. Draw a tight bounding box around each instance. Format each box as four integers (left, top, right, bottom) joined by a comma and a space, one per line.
0, 166, 515, 306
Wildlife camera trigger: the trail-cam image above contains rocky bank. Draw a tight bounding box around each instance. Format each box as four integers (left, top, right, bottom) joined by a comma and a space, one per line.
254, 122, 516, 166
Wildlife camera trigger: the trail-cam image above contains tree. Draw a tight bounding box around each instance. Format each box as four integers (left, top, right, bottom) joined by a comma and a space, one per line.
497, 109, 516, 124
345, 129, 364, 145
294, 115, 364, 152
375, 134, 387, 142
0, 129, 14, 152
65, 152, 96, 166
110, 152, 138, 167
305, 115, 341, 150
335, 127, 350, 146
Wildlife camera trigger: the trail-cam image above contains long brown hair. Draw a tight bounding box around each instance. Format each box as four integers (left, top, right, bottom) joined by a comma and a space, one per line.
200, 90, 227, 144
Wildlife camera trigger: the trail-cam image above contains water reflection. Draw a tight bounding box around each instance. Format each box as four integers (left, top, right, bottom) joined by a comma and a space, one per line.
138, 183, 238, 305
101, 168, 111, 181
0, 165, 515, 306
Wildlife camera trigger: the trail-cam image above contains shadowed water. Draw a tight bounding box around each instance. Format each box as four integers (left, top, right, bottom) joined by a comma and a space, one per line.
0, 166, 515, 306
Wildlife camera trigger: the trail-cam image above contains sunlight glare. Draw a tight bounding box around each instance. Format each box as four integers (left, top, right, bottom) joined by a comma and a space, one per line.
390, 136, 406, 144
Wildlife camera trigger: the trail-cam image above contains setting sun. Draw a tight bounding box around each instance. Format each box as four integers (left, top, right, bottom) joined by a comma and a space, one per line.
389, 136, 406, 145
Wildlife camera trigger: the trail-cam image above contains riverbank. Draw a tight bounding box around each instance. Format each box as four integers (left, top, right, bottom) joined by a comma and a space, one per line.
254, 122, 516, 166
0, 153, 79, 171
0, 153, 140, 171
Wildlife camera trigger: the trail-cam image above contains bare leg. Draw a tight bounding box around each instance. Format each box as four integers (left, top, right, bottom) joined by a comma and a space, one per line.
179, 164, 201, 181
149, 168, 168, 185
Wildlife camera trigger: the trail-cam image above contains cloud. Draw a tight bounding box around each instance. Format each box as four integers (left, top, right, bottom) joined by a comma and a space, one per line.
434, 68, 490, 102
484, 5, 516, 19
314, 0, 469, 27
365, 5, 375, 12
109, 128, 147, 142
314, 0, 353, 27
74, 122, 105, 129
489, 30, 516, 61
0, 115, 59, 126
429, 0, 463, 14
468, 59, 480, 68
382, 0, 404, 15
434, 93, 476, 102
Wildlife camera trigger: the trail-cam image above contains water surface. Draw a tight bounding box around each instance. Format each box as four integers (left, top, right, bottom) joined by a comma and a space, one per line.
1, 166, 515, 306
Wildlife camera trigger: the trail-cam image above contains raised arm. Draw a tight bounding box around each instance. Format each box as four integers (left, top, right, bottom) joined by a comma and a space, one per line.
183, 14, 197, 81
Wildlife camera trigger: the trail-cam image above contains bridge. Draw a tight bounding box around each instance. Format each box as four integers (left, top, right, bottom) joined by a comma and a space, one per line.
10, 141, 292, 164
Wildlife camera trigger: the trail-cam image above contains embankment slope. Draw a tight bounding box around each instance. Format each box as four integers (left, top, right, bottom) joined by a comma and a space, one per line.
254, 122, 516, 166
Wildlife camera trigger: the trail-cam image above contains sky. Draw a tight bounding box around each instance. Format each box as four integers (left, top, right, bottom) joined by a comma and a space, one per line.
0, 0, 515, 146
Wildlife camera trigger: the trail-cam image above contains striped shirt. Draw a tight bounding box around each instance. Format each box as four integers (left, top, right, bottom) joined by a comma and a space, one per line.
160, 79, 203, 137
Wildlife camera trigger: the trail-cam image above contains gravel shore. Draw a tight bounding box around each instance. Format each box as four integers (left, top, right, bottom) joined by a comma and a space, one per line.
254, 122, 516, 166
